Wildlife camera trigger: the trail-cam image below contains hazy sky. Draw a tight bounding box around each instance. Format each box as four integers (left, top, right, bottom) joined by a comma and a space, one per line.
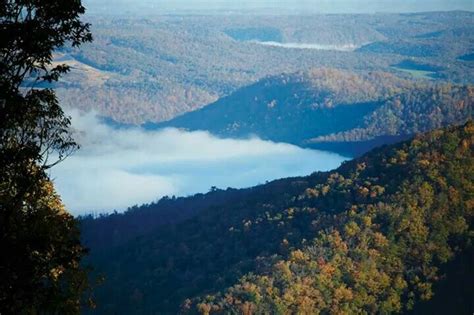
51, 111, 347, 215
84, 0, 474, 14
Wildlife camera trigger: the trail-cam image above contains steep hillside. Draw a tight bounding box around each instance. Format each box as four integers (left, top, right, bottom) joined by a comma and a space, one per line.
83, 122, 473, 314
158, 69, 473, 156
185, 122, 473, 314
80, 184, 302, 251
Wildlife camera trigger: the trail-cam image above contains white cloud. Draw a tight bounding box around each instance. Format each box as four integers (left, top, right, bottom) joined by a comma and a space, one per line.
50, 110, 347, 215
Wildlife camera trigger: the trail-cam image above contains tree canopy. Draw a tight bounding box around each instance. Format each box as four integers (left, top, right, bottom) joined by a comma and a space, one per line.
0, 0, 93, 313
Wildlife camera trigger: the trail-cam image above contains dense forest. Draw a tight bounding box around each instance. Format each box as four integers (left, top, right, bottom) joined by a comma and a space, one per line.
82, 122, 473, 314
56, 12, 474, 124
157, 69, 473, 156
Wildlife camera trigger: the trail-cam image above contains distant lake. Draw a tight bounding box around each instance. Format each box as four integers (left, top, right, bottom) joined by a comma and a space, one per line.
254, 41, 361, 51
51, 111, 349, 215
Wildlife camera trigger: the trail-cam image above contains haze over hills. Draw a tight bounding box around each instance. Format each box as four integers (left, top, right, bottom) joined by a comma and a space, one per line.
56, 11, 474, 124
83, 0, 474, 15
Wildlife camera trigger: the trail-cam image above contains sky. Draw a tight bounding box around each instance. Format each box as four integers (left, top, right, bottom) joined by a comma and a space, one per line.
50, 111, 347, 215
84, 0, 474, 15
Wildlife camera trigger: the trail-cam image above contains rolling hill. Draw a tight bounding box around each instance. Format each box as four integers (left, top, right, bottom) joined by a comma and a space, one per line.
156, 69, 473, 156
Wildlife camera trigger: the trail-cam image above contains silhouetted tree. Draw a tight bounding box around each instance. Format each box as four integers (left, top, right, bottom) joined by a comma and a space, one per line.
0, 0, 93, 313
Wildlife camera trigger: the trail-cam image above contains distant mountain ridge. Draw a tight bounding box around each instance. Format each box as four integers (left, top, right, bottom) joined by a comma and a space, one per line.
58, 12, 474, 124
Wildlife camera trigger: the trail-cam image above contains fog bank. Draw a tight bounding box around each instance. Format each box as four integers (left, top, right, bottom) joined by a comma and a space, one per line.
255, 41, 360, 51
50, 111, 347, 215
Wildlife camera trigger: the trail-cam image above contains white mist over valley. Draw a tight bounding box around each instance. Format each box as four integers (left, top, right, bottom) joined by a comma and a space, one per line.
50, 111, 347, 215
254, 41, 361, 51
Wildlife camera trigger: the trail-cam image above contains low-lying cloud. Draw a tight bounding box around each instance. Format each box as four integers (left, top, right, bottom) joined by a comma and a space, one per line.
255, 41, 361, 51
50, 111, 347, 215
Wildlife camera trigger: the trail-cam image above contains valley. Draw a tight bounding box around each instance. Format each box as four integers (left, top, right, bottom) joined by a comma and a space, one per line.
3, 3, 473, 314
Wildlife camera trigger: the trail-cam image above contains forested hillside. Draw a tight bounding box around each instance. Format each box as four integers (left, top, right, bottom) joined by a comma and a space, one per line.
309, 84, 474, 142
157, 69, 409, 141
158, 69, 473, 156
83, 122, 473, 314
